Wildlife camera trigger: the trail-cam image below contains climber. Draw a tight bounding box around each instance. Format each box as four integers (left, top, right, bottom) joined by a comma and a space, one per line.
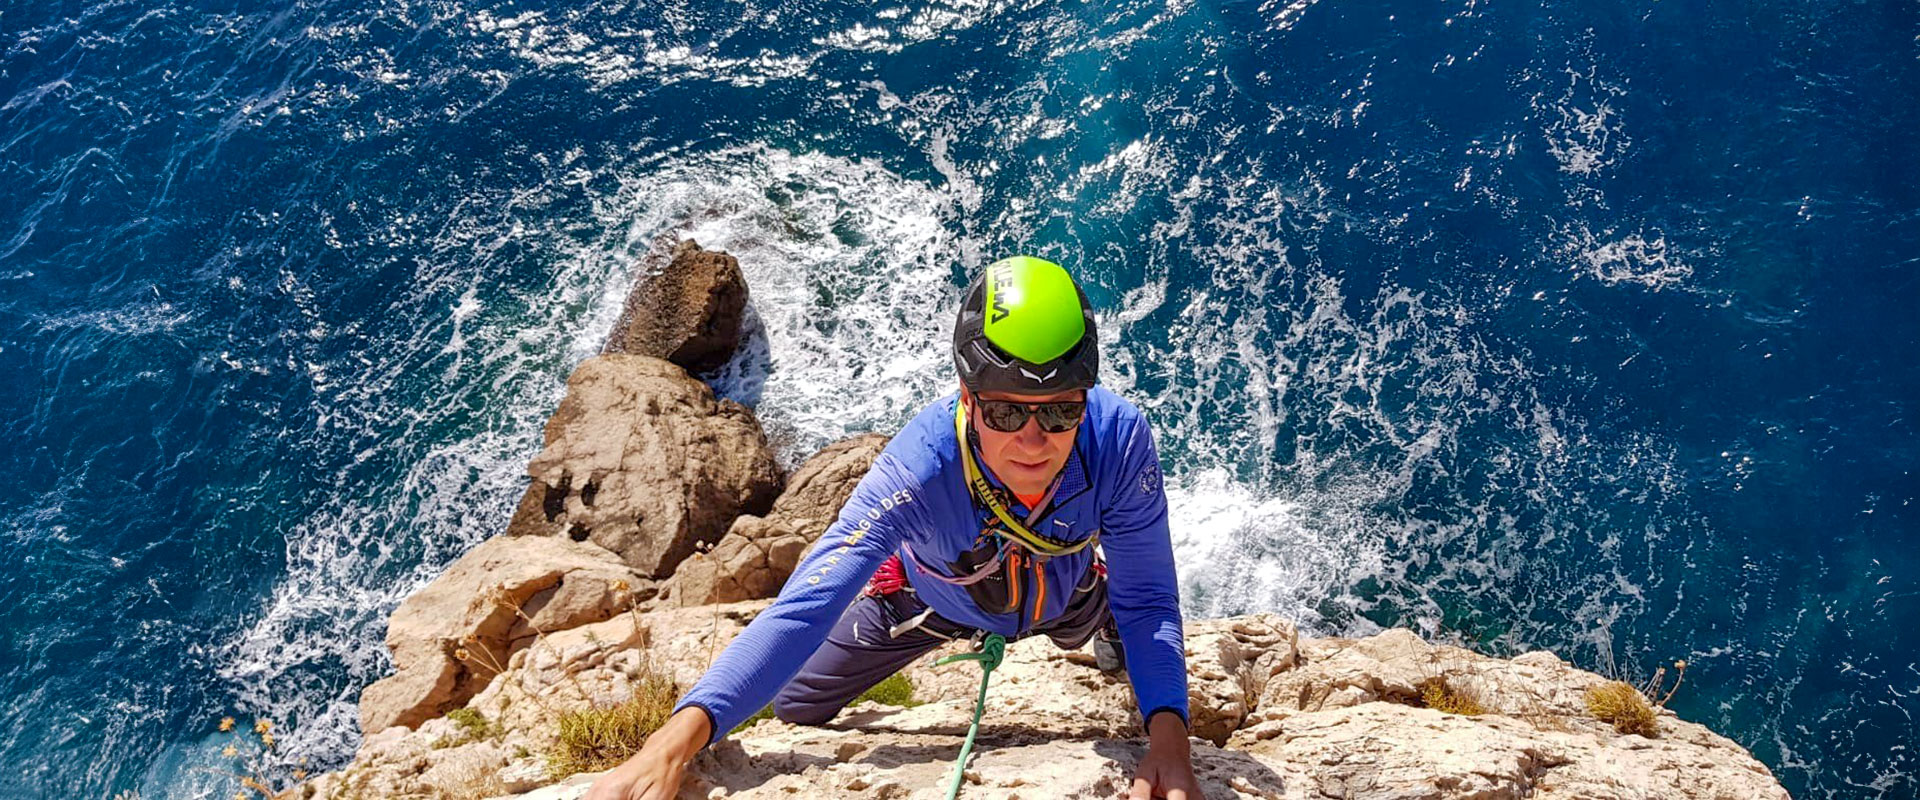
584, 256, 1202, 800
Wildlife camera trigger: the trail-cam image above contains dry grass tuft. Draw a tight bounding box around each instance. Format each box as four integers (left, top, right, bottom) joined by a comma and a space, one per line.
1419, 679, 1485, 716
1585, 680, 1658, 737
545, 667, 679, 780
425, 751, 511, 800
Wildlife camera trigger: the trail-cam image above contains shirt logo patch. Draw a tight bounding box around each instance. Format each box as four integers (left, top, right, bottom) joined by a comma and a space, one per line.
1139, 461, 1162, 496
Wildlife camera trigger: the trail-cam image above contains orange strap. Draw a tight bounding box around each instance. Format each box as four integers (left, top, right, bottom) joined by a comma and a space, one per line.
1005, 550, 1023, 615
1030, 556, 1047, 623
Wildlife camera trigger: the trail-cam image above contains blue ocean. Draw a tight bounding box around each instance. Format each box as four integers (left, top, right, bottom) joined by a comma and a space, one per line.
3, 0, 1915, 796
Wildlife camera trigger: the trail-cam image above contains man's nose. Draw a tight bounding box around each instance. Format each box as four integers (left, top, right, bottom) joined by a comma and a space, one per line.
1014, 415, 1049, 446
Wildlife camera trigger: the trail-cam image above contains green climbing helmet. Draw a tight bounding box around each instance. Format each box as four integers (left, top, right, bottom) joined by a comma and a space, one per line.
952, 255, 1099, 395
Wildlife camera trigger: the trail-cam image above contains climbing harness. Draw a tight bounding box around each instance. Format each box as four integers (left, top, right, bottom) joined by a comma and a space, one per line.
861, 402, 1102, 627
864, 398, 1109, 796
935, 632, 1007, 800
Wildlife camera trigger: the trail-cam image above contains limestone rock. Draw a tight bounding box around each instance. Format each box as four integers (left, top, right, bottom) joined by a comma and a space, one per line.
1232, 627, 1453, 736
764, 433, 892, 528
1239, 703, 1789, 800
504, 719, 1297, 800
1229, 626, 1790, 799
322, 606, 1789, 800
295, 709, 546, 800
357, 536, 640, 736
1233, 627, 1633, 743
899, 634, 1140, 741
602, 239, 748, 373
651, 517, 801, 608
304, 603, 774, 800
504, 355, 781, 577
461, 600, 770, 739
498, 699, 1782, 800
1181, 614, 1300, 745
355, 657, 459, 741
656, 434, 888, 607
890, 613, 1299, 746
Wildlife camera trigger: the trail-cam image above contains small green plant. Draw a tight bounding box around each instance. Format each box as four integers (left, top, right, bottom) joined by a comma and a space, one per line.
1419, 679, 1484, 716
434, 707, 504, 748
545, 668, 678, 780
1585, 681, 1657, 737
450, 707, 499, 739
728, 673, 923, 737
855, 673, 920, 709
732, 704, 776, 736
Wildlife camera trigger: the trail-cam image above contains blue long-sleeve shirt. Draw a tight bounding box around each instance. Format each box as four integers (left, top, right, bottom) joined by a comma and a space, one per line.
675, 387, 1187, 742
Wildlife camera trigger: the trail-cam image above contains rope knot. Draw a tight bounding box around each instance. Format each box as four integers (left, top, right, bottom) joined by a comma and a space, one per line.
933, 633, 1008, 798
936, 632, 1006, 672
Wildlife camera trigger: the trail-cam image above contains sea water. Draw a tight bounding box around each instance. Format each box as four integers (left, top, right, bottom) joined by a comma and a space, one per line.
2, 0, 1915, 796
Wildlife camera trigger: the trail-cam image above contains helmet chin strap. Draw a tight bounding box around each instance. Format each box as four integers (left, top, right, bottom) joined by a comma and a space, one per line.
954, 398, 1094, 557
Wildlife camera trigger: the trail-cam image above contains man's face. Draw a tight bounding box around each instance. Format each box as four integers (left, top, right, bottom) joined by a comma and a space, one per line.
963, 384, 1085, 497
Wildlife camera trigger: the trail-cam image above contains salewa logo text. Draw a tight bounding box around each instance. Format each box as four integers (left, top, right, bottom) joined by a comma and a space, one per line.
989, 263, 1014, 323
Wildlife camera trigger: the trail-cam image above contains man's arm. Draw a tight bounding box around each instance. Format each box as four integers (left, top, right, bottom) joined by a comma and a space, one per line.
1101, 417, 1189, 729
673, 451, 922, 741
585, 453, 922, 800
1102, 417, 1205, 799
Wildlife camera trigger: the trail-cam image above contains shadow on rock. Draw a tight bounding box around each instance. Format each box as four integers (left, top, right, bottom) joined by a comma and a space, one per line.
703, 301, 771, 411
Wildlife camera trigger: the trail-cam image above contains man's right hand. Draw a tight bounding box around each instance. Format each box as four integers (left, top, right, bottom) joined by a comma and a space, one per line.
581, 706, 713, 800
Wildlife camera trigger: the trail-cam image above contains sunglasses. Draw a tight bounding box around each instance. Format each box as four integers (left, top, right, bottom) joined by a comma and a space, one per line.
972, 397, 1086, 433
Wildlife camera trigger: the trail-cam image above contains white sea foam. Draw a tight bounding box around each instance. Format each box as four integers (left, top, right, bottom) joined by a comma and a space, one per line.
591, 146, 964, 462
212, 146, 966, 772
1167, 468, 1390, 629
1541, 66, 1629, 177
466, 0, 1015, 90
1567, 228, 1694, 290
470, 10, 640, 88
1261, 0, 1322, 29
36, 298, 194, 337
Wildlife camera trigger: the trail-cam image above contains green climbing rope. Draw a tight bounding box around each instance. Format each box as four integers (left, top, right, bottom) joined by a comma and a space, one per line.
934, 633, 1007, 800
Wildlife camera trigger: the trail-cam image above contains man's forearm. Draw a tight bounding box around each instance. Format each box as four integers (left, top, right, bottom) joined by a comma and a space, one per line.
1147, 709, 1191, 751
656, 706, 714, 764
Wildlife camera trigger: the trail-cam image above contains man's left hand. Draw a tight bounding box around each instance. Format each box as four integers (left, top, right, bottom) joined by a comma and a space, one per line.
1127, 711, 1205, 799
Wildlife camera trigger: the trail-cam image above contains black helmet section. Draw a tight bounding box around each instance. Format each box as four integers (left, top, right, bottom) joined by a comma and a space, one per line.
951, 271, 1099, 395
